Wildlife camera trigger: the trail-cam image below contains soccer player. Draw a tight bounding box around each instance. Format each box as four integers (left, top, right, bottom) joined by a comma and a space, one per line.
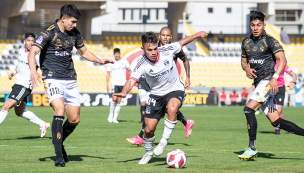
0, 32, 50, 138
239, 11, 304, 160
248, 60, 297, 135
28, 4, 113, 167
114, 31, 207, 164
126, 27, 195, 146
107, 48, 131, 123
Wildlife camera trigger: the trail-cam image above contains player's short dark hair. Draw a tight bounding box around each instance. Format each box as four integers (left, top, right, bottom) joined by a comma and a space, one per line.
250, 11, 265, 22
141, 32, 158, 45
60, 4, 81, 19
24, 32, 35, 39
113, 48, 120, 54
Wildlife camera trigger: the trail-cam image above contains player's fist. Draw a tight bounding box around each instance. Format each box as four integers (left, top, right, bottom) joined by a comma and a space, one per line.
198, 31, 208, 38
8, 71, 15, 80
245, 68, 257, 79
98, 58, 114, 65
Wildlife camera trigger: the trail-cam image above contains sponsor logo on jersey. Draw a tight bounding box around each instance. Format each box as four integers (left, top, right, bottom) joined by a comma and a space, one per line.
260, 45, 264, 52
249, 59, 265, 64
36, 36, 43, 44
151, 67, 173, 78
252, 46, 257, 52
55, 51, 70, 56
255, 92, 259, 96
64, 40, 70, 47
159, 46, 174, 52
149, 69, 153, 73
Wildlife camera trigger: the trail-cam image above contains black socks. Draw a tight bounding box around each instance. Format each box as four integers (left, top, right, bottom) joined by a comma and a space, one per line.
244, 107, 257, 151
62, 119, 77, 143
52, 116, 64, 159
177, 110, 187, 126
272, 118, 304, 136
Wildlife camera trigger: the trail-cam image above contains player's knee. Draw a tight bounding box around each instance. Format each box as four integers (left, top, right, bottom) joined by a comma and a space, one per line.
244, 106, 254, 114
54, 109, 65, 116
167, 104, 178, 115
271, 118, 281, 127
69, 118, 80, 126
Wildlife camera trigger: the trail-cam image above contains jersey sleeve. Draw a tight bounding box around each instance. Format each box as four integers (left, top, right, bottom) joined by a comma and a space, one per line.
125, 59, 131, 69
107, 64, 112, 72
269, 37, 284, 55
130, 64, 144, 82
241, 40, 247, 58
284, 64, 292, 74
175, 49, 186, 61
172, 42, 182, 55
33, 30, 53, 50
35, 52, 40, 66
73, 28, 85, 49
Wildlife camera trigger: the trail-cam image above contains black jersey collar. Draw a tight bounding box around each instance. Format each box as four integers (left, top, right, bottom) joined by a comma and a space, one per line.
53, 19, 60, 32
250, 30, 266, 40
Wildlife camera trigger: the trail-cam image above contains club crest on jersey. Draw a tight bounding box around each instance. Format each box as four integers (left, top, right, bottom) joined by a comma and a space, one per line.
133, 68, 137, 72
163, 60, 170, 66
36, 36, 43, 44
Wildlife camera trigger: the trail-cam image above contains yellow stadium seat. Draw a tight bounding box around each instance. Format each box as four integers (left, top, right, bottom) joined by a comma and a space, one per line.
298, 69, 303, 73
214, 37, 219, 42
0, 39, 4, 43
105, 36, 110, 41
296, 37, 301, 42
132, 36, 137, 41
224, 37, 230, 42
110, 36, 115, 41
11, 39, 16, 43
116, 36, 121, 41
122, 36, 127, 41
5, 39, 10, 43
230, 37, 235, 42
290, 37, 295, 42
236, 37, 241, 42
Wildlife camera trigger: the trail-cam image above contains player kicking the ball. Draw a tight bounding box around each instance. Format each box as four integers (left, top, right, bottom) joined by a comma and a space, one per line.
126, 27, 195, 147
29, 4, 113, 167
239, 11, 304, 160
114, 31, 207, 164
0, 32, 50, 138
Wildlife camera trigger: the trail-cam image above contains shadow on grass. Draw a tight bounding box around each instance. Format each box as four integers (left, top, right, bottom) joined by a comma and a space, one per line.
39, 155, 109, 162
234, 151, 304, 161
154, 142, 192, 147
259, 131, 276, 134
118, 155, 197, 164
0, 136, 52, 140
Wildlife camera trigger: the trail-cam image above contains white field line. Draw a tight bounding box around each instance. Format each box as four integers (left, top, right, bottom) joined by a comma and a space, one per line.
0, 145, 303, 154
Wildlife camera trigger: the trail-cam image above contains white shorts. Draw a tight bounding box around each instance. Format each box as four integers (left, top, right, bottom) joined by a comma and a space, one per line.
250, 80, 277, 115
138, 89, 150, 103
44, 79, 80, 107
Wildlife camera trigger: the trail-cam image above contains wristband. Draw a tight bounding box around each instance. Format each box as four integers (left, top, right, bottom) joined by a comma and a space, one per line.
273, 74, 279, 79
293, 82, 296, 85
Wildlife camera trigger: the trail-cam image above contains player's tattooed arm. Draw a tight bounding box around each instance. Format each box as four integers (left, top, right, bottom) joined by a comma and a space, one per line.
182, 53, 191, 90
241, 57, 256, 79
179, 31, 208, 46
77, 46, 114, 64
113, 79, 137, 98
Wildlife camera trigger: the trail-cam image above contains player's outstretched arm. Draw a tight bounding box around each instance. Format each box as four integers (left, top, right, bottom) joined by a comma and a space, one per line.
77, 46, 114, 64
28, 46, 45, 88
179, 31, 208, 46
113, 79, 137, 98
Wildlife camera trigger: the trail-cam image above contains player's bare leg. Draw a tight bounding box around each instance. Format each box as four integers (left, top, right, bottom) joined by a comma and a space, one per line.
15, 102, 50, 138
154, 98, 180, 156
0, 98, 18, 124
275, 105, 283, 135
139, 118, 160, 164
51, 98, 66, 167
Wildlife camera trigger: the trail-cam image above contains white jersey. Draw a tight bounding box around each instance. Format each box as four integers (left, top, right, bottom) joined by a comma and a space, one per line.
131, 42, 184, 96
107, 58, 130, 86
15, 47, 40, 89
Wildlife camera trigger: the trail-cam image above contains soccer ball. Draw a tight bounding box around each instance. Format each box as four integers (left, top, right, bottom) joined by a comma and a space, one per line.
166, 149, 187, 168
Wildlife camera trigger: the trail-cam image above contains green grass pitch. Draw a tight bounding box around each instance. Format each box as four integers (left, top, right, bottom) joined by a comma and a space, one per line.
1, 106, 304, 172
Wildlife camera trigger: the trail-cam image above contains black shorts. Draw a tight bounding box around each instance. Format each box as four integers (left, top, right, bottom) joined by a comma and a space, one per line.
8, 84, 32, 105
274, 85, 285, 106
112, 85, 124, 93
145, 90, 185, 119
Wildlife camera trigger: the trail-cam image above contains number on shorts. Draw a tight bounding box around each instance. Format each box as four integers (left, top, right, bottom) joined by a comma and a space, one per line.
147, 97, 156, 106
49, 87, 60, 96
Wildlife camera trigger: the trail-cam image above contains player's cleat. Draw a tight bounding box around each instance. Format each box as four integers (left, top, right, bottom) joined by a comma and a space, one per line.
275, 129, 281, 135
153, 142, 166, 156
62, 145, 68, 162
108, 115, 112, 123
55, 158, 65, 167
184, 119, 195, 138
126, 135, 143, 146
138, 154, 153, 164
238, 147, 258, 160
40, 122, 50, 138
112, 119, 119, 123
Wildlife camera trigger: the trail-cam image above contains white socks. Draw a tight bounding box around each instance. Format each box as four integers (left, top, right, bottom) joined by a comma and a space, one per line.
160, 118, 177, 145
113, 104, 121, 121
0, 109, 8, 124
143, 136, 155, 155
21, 109, 45, 128
108, 101, 116, 119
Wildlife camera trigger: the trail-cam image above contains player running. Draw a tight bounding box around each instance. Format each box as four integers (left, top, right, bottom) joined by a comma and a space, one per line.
114, 31, 207, 164
0, 32, 50, 138
126, 27, 195, 147
248, 60, 297, 135
107, 48, 131, 123
28, 4, 113, 167
239, 11, 304, 160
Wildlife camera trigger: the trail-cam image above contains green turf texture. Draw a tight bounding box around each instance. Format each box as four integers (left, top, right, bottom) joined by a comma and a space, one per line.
1, 106, 304, 172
